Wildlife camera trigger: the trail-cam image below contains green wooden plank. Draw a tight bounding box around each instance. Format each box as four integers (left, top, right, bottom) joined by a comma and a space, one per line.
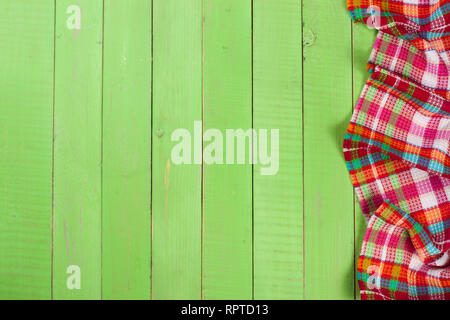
0, 0, 54, 299
351, 23, 377, 300
53, 0, 103, 299
303, 0, 355, 299
253, 0, 303, 299
152, 0, 202, 300
203, 0, 253, 299
102, 0, 152, 299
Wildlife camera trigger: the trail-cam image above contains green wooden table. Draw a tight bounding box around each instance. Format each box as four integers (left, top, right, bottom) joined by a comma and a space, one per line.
0, 0, 377, 299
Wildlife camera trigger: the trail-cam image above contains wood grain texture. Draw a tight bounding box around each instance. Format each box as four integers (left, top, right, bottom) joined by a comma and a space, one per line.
351, 23, 377, 300
0, 0, 54, 300
203, 0, 253, 299
152, 0, 202, 300
102, 0, 152, 299
0, 0, 54, 299
0, 1, 374, 300
253, 0, 303, 299
53, 0, 102, 299
303, 0, 355, 299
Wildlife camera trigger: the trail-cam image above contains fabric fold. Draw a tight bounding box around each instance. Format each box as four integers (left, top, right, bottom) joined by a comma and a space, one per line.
374, 200, 446, 264
368, 32, 450, 99
345, 0, 450, 300
358, 210, 450, 300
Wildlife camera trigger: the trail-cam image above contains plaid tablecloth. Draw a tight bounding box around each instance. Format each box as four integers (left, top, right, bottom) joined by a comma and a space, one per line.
345, 0, 450, 300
